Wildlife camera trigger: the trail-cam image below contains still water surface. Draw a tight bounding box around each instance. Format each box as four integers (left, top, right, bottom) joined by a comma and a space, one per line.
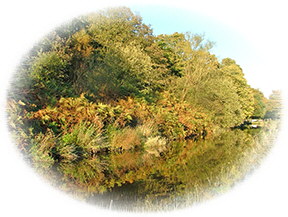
79, 125, 276, 211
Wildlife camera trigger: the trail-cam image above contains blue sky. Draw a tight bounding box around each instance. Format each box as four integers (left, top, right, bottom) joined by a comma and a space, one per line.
130, 5, 254, 68
126, 2, 286, 99
127, 5, 274, 97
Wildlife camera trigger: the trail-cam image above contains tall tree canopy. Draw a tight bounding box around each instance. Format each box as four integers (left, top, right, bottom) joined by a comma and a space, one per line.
10, 7, 263, 127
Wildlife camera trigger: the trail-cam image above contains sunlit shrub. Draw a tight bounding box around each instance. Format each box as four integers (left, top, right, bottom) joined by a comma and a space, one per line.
29, 94, 134, 133
144, 136, 167, 156
110, 127, 142, 150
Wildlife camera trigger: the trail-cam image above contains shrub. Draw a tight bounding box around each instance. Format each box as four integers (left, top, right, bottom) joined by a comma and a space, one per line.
110, 127, 142, 150
29, 130, 56, 170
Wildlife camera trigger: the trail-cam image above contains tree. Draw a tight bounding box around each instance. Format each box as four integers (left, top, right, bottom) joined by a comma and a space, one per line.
264, 90, 282, 119
251, 88, 267, 118
156, 33, 189, 77
220, 58, 254, 119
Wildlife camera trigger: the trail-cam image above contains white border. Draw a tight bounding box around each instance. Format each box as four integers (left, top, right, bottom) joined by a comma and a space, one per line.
1, 1, 287, 217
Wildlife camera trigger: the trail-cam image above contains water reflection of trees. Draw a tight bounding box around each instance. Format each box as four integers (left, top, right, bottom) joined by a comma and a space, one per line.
85, 125, 277, 211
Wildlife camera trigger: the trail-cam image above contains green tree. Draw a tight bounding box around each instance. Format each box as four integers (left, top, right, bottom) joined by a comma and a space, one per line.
156, 33, 189, 77
64, 7, 161, 101
265, 90, 282, 119
251, 88, 267, 118
220, 58, 254, 119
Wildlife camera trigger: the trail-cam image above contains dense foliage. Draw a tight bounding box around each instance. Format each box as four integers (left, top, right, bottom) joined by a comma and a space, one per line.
6, 7, 281, 210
